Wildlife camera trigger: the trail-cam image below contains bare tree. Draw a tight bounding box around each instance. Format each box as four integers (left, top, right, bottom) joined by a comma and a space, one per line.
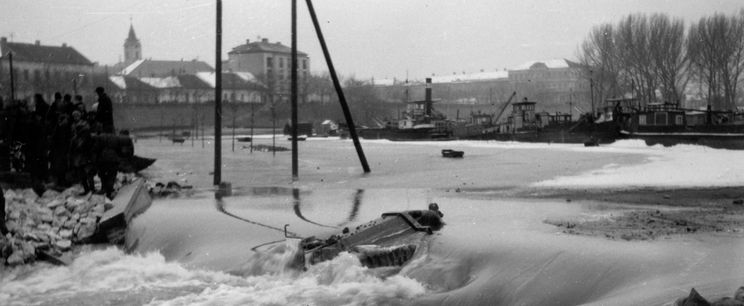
578, 23, 622, 105
688, 12, 744, 110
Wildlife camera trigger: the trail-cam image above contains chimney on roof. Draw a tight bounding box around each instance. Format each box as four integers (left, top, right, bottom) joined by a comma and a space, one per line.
261, 38, 268, 43
1, 37, 6, 45
35, 40, 40, 45
62, 43, 67, 48
246, 39, 250, 44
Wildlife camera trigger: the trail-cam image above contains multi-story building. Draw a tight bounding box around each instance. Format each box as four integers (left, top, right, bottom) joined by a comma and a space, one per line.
0, 37, 94, 102
508, 59, 590, 116
226, 38, 309, 103
111, 26, 264, 104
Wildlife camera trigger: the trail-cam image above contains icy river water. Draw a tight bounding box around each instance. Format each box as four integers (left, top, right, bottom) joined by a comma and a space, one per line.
2, 136, 744, 305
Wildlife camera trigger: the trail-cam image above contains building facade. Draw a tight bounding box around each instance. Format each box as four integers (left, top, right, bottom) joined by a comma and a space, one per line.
507, 59, 591, 116
0, 37, 94, 102
226, 38, 309, 103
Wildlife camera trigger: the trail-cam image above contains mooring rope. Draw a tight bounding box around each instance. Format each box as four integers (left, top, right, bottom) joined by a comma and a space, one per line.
215, 199, 299, 237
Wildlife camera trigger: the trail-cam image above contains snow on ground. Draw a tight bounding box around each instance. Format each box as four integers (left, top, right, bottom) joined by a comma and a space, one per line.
534, 140, 744, 188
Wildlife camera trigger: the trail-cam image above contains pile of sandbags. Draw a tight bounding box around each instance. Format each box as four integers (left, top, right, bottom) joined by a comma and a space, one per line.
1, 187, 112, 265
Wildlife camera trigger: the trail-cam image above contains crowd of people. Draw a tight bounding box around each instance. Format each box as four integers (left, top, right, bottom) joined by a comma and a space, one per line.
0, 87, 119, 198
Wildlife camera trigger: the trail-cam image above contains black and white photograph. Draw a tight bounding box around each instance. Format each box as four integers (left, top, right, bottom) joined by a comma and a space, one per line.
2, 0, 744, 305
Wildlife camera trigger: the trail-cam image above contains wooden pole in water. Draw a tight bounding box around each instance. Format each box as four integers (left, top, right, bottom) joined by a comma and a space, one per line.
305, 0, 370, 173
291, 0, 299, 180
213, 0, 223, 185
250, 101, 254, 153
232, 104, 235, 152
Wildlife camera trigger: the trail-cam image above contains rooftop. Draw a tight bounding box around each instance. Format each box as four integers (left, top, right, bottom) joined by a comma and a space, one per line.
228, 38, 308, 56
511, 59, 581, 71
120, 59, 214, 77
0, 37, 93, 66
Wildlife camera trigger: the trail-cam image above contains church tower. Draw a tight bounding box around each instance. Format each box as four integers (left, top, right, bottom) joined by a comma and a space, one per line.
123, 22, 142, 66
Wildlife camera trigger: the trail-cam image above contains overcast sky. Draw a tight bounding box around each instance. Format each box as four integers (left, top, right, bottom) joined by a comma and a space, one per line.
1, 0, 742, 80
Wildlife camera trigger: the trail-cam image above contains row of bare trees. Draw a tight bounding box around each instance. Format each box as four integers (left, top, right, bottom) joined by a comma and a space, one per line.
579, 11, 744, 111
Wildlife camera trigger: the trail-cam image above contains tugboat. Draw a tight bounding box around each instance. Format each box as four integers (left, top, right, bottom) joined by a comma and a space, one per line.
466, 97, 613, 144
358, 78, 454, 141
290, 204, 444, 270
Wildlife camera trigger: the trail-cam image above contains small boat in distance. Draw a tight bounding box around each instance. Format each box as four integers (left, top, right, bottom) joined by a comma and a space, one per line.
441, 149, 464, 158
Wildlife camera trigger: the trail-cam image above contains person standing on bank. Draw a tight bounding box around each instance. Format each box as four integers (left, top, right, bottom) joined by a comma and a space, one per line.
94, 87, 114, 134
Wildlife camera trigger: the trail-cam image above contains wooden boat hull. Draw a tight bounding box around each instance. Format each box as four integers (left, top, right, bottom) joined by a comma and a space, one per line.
620, 129, 744, 150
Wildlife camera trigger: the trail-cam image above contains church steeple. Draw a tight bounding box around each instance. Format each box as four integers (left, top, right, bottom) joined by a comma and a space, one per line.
123, 21, 142, 66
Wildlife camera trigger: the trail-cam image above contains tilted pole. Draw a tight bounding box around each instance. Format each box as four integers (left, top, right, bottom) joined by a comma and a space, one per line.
291, 0, 299, 180
305, 0, 370, 173
214, 0, 223, 185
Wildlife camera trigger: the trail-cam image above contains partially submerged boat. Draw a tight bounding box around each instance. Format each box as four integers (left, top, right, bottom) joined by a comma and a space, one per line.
290, 204, 444, 270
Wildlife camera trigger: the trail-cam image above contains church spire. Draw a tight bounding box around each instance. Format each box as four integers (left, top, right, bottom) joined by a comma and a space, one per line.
123, 19, 142, 66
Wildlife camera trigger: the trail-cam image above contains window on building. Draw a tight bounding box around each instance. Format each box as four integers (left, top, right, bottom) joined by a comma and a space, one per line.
675, 115, 683, 125
639, 114, 647, 125
266, 57, 273, 69
302, 59, 307, 70
34, 70, 41, 83
279, 57, 284, 68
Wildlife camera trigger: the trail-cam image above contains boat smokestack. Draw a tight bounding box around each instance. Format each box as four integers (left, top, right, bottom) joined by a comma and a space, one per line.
425, 78, 432, 117
425, 78, 432, 102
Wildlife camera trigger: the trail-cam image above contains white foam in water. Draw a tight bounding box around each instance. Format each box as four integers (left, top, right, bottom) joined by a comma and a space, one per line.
0, 243, 426, 306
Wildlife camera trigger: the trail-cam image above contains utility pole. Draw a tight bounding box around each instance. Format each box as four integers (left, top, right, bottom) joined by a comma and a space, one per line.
250, 100, 254, 153
213, 0, 223, 186
8, 52, 15, 102
590, 70, 595, 118
569, 88, 573, 120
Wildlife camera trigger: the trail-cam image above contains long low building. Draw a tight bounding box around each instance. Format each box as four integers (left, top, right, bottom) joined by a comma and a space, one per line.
108, 69, 265, 104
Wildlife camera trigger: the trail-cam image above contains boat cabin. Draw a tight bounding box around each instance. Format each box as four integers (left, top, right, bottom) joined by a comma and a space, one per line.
536, 112, 572, 127
470, 112, 494, 126
635, 103, 687, 127
506, 99, 537, 130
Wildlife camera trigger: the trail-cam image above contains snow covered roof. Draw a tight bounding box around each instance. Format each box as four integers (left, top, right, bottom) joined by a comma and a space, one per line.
373, 70, 508, 86
119, 59, 214, 77
228, 38, 308, 56
139, 76, 181, 88
512, 59, 580, 70
107, 75, 157, 91
233, 72, 257, 82
195, 72, 265, 90
431, 70, 508, 83
109, 76, 127, 90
